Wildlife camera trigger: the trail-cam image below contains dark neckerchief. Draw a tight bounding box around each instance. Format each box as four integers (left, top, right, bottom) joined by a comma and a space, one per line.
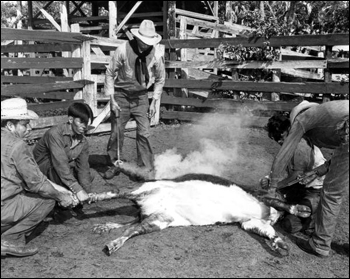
129, 39, 153, 86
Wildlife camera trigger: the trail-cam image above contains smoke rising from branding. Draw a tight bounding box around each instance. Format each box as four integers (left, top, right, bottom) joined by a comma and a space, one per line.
116, 107, 267, 182
154, 110, 257, 179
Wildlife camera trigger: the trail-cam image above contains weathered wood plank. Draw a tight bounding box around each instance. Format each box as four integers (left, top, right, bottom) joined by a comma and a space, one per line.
1, 82, 84, 96
165, 60, 327, 69
89, 35, 125, 48
1, 28, 91, 43
281, 68, 323, 80
87, 101, 111, 134
164, 79, 349, 94
183, 17, 253, 35
31, 115, 68, 129
280, 49, 324, 60
165, 60, 240, 68
28, 99, 84, 113
175, 8, 218, 21
1, 43, 75, 53
160, 33, 349, 49
1, 57, 83, 69
33, 1, 61, 31
115, 1, 143, 34
15, 91, 76, 100
161, 95, 300, 111
328, 58, 349, 69
1, 76, 73, 84
91, 55, 111, 64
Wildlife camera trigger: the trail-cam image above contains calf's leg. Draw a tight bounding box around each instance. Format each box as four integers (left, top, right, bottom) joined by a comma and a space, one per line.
241, 218, 289, 256
105, 214, 172, 255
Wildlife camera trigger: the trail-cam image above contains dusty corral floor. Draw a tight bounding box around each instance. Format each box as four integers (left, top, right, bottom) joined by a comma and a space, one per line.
1, 115, 349, 278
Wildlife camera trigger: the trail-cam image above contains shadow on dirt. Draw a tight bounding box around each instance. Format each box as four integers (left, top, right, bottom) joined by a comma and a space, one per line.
89, 154, 112, 173
282, 228, 349, 257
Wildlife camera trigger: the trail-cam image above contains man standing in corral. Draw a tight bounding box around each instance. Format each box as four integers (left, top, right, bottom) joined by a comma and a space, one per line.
102, 19, 166, 179
267, 100, 349, 258
1, 98, 77, 257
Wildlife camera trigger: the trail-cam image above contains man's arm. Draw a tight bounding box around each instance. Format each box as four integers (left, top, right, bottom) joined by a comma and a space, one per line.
149, 49, 166, 117
45, 130, 83, 194
270, 121, 305, 189
75, 140, 92, 192
13, 143, 75, 207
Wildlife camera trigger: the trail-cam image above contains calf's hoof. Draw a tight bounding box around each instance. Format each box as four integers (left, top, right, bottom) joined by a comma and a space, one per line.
290, 204, 311, 218
92, 224, 112, 234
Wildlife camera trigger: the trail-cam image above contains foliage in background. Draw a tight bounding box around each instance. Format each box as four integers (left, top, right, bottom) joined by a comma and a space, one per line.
213, 1, 349, 100
217, 1, 349, 64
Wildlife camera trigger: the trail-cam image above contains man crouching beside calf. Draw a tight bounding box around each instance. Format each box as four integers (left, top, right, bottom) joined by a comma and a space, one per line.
1, 98, 78, 257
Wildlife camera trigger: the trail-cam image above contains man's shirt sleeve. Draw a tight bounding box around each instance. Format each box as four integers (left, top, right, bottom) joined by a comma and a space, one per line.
45, 129, 83, 194
270, 121, 305, 187
75, 141, 92, 192
104, 48, 124, 96
13, 142, 52, 194
152, 48, 166, 100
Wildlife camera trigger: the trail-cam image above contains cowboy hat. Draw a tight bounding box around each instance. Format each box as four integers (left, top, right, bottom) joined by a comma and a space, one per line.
130, 20, 162, 46
290, 100, 319, 124
1, 98, 39, 120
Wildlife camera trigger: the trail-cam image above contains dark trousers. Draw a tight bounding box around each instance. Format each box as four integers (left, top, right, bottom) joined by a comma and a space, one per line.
311, 143, 349, 256
278, 184, 321, 233
1, 192, 55, 244
107, 92, 154, 170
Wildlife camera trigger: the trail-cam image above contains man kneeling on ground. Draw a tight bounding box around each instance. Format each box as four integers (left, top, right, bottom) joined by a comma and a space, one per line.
1, 98, 77, 257
33, 102, 94, 218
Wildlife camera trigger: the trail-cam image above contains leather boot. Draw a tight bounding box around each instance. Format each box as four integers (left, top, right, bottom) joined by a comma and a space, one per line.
102, 166, 121, 180
1, 239, 38, 257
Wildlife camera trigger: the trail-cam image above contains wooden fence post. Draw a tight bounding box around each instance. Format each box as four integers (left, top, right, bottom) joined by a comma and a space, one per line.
179, 16, 188, 97
323, 45, 332, 103
271, 46, 282, 101
167, 0, 177, 111
71, 23, 83, 100
109, 1, 117, 38
60, 1, 70, 77
82, 40, 97, 114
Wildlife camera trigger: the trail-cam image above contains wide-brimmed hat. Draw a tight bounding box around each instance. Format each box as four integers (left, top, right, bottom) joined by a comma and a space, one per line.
131, 20, 162, 46
290, 100, 319, 124
1, 98, 39, 120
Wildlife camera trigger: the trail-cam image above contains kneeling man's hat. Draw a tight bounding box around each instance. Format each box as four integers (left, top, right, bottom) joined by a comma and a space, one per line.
1, 97, 39, 120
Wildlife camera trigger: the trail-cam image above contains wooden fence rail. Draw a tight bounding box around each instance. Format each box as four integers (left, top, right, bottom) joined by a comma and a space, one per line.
1, 26, 349, 139
160, 33, 349, 49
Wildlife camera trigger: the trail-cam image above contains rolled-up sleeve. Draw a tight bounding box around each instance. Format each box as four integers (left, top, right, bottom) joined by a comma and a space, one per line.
152, 53, 165, 100
104, 48, 123, 96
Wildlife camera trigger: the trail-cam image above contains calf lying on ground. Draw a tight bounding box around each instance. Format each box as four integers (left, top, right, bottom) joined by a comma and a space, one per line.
92, 174, 295, 256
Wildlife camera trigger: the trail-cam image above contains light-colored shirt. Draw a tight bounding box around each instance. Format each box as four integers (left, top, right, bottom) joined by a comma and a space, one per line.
104, 41, 166, 100
287, 139, 326, 189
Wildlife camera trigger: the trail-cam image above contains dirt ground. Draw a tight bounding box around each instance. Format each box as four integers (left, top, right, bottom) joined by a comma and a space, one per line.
1, 115, 349, 278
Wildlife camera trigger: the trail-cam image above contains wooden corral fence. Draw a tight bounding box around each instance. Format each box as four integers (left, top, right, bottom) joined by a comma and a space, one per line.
159, 10, 349, 125
1, 17, 349, 139
1, 27, 90, 139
